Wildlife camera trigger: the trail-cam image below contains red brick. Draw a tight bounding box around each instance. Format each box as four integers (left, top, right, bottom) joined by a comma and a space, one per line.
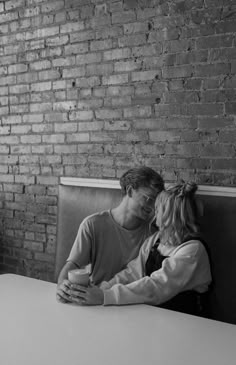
63, 67, 86, 78
124, 22, 148, 34
89, 15, 111, 29
86, 63, 113, 76
225, 102, 236, 114
195, 63, 231, 77
60, 21, 84, 34
132, 70, 159, 82
164, 39, 193, 53
112, 11, 136, 24
219, 130, 236, 143
19, 6, 40, 18
64, 43, 88, 55
187, 103, 224, 116
0, 0, 236, 281
95, 109, 122, 119
76, 53, 102, 65
198, 117, 234, 129
0, 11, 18, 23
102, 74, 129, 85
163, 65, 193, 79
41, 1, 64, 13
118, 34, 146, 47
196, 34, 234, 49
212, 159, 236, 170
124, 106, 152, 118
104, 48, 131, 61
79, 121, 104, 131
66, 133, 89, 143
90, 39, 113, 51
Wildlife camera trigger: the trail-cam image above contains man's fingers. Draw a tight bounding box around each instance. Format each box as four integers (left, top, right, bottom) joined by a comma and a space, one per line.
57, 287, 73, 302
70, 296, 86, 305
68, 288, 87, 299
57, 280, 89, 305
61, 280, 71, 290
70, 284, 87, 292
56, 293, 68, 303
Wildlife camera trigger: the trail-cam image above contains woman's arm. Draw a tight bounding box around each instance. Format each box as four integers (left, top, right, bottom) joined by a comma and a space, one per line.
103, 241, 211, 306
100, 234, 157, 289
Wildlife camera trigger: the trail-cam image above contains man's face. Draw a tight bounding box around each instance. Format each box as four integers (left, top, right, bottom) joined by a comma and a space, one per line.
130, 186, 158, 221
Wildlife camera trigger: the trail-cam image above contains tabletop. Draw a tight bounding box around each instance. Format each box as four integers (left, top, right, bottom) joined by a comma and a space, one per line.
1, 274, 236, 365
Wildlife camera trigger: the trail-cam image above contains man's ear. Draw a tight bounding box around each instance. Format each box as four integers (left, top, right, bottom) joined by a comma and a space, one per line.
126, 185, 133, 197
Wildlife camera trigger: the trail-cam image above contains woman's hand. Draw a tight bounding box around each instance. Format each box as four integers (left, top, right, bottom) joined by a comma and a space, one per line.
67, 284, 104, 306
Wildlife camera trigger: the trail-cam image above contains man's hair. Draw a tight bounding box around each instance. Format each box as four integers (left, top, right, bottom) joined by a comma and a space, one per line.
155, 181, 200, 246
120, 166, 164, 196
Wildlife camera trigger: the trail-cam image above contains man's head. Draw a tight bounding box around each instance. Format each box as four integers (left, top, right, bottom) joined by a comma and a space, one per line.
120, 166, 164, 195
120, 167, 164, 221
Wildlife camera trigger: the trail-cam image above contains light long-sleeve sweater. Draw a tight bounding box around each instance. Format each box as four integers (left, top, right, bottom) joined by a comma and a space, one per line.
101, 232, 212, 306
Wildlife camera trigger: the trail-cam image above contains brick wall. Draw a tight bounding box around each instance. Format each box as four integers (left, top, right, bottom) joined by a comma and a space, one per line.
0, 0, 235, 281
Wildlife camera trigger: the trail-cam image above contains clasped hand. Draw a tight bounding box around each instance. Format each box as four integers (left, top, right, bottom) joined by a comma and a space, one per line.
56, 280, 104, 306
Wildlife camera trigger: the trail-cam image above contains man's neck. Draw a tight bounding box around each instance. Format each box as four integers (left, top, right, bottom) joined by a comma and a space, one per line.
111, 201, 143, 230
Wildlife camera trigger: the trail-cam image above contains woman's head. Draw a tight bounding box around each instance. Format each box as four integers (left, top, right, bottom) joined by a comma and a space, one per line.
155, 181, 200, 246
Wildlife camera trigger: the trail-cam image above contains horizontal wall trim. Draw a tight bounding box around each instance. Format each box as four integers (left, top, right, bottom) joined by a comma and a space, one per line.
60, 177, 236, 197
61, 177, 120, 189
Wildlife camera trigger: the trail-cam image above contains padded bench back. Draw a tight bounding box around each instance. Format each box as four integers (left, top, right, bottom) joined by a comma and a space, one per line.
55, 184, 122, 282
55, 181, 236, 325
199, 194, 236, 325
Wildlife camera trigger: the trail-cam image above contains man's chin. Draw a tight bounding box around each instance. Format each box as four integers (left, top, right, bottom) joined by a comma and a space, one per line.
141, 209, 153, 221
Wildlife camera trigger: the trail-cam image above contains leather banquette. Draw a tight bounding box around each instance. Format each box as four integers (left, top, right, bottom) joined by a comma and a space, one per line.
55, 179, 236, 325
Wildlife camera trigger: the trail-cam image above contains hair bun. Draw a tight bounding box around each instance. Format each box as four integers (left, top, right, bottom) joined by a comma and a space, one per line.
184, 181, 198, 195
166, 181, 198, 197
170, 181, 198, 197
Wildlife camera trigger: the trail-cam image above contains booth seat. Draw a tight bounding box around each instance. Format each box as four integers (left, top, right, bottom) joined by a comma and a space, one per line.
55, 178, 236, 325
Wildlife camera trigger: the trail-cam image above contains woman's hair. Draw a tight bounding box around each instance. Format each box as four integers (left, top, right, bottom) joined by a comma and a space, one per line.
155, 181, 200, 246
120, 166, 164, 196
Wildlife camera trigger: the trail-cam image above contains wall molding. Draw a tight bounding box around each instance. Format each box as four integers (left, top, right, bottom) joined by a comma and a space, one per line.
60, 177, 236, 197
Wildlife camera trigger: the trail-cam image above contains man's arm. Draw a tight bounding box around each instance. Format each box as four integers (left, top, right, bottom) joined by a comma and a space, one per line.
56, 261, 78, 303
56, 216, 95, 304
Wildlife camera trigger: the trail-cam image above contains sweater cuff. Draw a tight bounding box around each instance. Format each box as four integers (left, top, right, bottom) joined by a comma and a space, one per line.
99, 281, 111, 290
103, 289, 117, 306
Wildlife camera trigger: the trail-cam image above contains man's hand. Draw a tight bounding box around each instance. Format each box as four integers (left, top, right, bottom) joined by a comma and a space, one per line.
56, 279, 73, 303
67, 284, 104, 306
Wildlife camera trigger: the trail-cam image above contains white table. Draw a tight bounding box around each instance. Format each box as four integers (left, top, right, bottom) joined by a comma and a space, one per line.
1, 274, 236, 365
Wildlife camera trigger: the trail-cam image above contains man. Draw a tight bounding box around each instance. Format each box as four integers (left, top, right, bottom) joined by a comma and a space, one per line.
56, 166, 164, 303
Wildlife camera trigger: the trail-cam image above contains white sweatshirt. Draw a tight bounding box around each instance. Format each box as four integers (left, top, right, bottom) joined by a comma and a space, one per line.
101, 232, 212, 306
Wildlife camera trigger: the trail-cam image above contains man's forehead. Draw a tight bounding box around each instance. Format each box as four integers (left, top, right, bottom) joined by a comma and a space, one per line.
138, 186, 159, 197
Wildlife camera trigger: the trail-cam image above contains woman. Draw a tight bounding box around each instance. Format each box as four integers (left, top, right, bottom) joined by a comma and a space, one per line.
66, 181, 212, 315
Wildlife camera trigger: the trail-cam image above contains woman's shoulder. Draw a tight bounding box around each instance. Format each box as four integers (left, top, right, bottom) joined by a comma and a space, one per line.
172, 239, 206, 257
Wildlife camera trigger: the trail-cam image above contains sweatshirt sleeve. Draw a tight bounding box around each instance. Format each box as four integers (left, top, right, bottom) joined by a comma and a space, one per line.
103, 241, 211, 306
100, 235, 156, 290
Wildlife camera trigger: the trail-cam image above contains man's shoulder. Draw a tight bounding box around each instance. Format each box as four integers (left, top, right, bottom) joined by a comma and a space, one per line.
82, 210, 111, 225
